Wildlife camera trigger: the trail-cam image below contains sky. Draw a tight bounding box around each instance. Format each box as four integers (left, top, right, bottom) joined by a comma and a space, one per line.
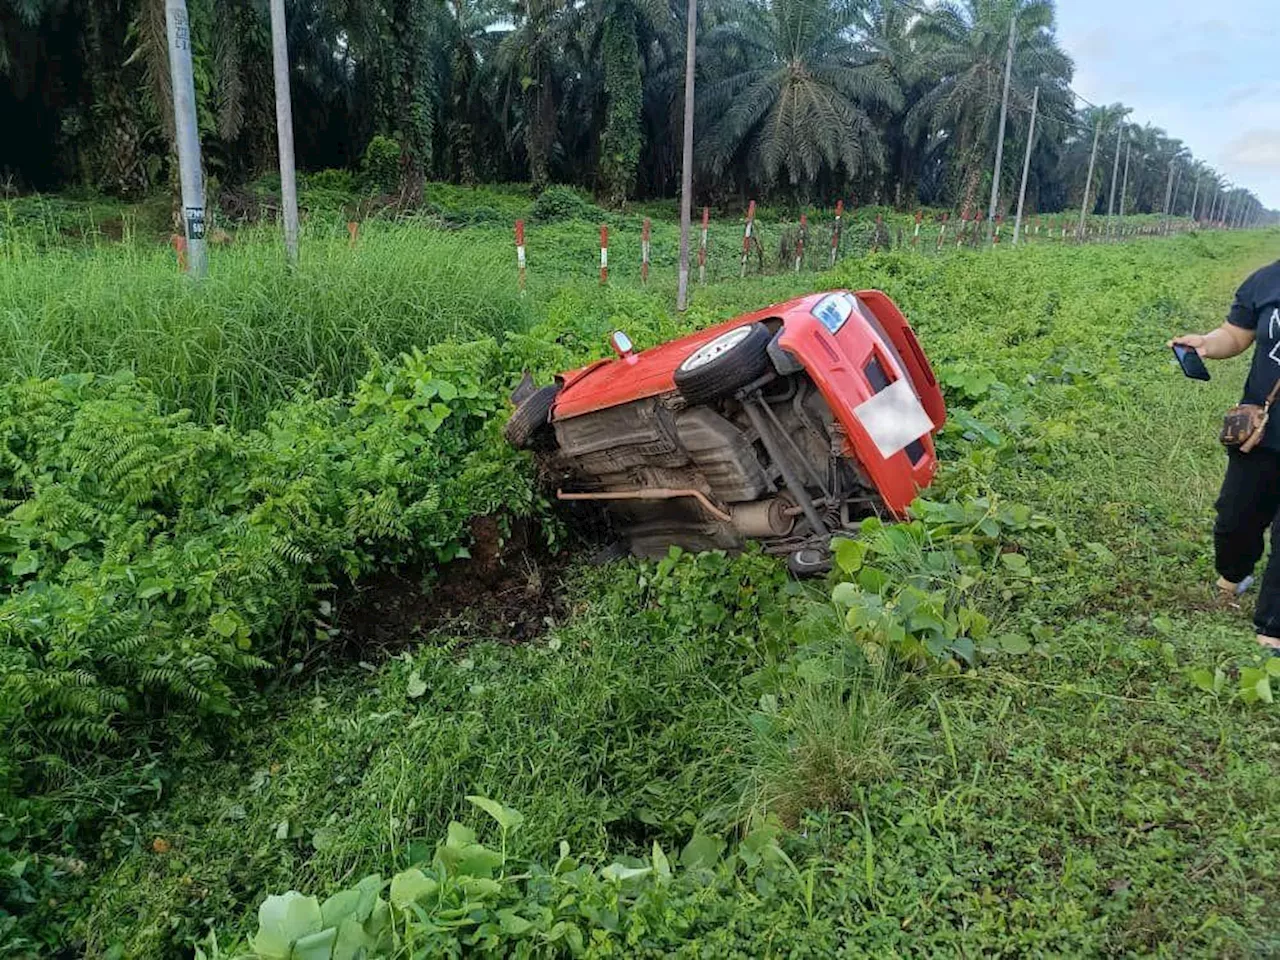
1054, 0, 1280, 210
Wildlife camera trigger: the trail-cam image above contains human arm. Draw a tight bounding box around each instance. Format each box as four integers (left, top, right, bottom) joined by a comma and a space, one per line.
1168, 323, 1255, 360
1168, 275, 1258, 359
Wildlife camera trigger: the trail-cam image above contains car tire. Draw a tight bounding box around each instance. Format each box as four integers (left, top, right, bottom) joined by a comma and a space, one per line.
503, 384, 560, 450
673, 322, 773, 405
787, 547, 832, 578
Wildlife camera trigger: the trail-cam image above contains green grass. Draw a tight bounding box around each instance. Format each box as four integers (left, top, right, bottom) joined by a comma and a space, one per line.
2, 187, 1277, 955
0, 181, 1204, 428
0, 223, 529, 426
25, 227, 1272, 957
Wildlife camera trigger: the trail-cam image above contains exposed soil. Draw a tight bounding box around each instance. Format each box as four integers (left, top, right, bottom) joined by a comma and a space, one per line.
333, 516, 569, 654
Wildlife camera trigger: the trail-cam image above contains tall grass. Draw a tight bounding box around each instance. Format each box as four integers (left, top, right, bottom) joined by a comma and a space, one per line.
0, 222, 530, 426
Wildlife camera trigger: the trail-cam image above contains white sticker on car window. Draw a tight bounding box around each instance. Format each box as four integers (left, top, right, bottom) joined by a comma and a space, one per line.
853, 379, 934, 458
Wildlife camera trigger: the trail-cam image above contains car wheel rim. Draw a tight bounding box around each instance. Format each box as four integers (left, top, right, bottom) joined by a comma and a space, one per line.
680, 326, 754, 372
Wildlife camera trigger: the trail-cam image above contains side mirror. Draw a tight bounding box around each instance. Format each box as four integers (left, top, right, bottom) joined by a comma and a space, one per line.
610, 331, 635, 358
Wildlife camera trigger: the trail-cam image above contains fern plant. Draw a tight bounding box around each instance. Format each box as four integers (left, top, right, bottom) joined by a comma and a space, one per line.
0, 342, 537, 783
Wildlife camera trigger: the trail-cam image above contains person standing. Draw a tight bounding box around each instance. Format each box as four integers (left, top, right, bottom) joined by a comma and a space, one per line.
1171, 258, 1280, 654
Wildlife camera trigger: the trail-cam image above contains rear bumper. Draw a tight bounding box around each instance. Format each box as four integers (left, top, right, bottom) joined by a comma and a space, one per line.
775, 296, 943, 517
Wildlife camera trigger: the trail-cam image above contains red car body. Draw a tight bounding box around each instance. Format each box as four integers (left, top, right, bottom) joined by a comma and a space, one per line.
552, 291, 945, 517
506, 289, 945, 567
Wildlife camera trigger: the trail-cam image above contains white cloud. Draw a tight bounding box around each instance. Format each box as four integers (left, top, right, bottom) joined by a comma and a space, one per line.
1057, 0, 1280, 207
1222, 130, 1280, 171
1074, 27, 1116, 61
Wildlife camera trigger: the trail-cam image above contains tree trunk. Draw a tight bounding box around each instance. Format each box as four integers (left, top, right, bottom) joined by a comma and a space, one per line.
598, 16, 642, 206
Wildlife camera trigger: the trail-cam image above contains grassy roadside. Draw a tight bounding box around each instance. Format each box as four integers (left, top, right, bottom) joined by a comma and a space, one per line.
56, 230, 1280, 957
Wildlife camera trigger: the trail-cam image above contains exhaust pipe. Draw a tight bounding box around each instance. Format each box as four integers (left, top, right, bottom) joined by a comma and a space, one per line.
557, 487, 732, 523
729, 499, 796, 538
557, 489, 796, 540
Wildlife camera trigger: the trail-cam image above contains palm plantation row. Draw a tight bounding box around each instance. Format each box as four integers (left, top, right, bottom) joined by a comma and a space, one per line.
2, 0, 1265, 218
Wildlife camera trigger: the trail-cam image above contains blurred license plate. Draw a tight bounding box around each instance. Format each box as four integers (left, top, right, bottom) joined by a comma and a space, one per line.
853, 379, 934, 458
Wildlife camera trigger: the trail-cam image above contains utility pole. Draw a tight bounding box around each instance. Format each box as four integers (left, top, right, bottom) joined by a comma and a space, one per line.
165, 0, 207, 277
676, 0, 697, 311
1118, 141, 1131, 225
1170, 164, 1181, 220
1161, 161, 1174, 234
1189, 172, 1201, 224
1077, 120, 1101, 242
269, 0, 299, 265
1106, 122, 1121, 236
987, 11, 1017, 242
1013, 85, 1038, 245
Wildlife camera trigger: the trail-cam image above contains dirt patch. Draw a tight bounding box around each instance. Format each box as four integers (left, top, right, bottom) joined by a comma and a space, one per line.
333, 516, 568, 654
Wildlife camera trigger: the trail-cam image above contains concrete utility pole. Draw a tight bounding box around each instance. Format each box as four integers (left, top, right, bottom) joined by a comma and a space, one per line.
1171, 164, 1181, 219
1161, 161, 1175, 233
1077, 120, 1101, 241
165, 0, 207, 277
1118, 140, 1131, 223
1190, 172, 1201, 223
1106, 122, 1122, 236
676, 0, 697, 311
1013, 85, 1039, 246
987, 11, 1017, 241
270, 0, 299, 265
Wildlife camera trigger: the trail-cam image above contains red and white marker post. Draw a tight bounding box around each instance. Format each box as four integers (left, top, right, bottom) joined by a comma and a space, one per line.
641, 218, 651, 285
698, 207, 709, 284
993, 214, 1003, 245
515, 219, 527, 292
936, 212, 948, 251
913, 210, 922, 248
599, 223, 609, 285
171, 234, 188, 272
347, 221, 359, 248
739, 200, 757, 278
795, 213, 807, 272
830, 199, 844, 266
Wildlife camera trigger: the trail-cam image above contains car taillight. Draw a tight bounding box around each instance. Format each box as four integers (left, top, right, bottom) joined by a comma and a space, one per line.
901, 326, 937, 386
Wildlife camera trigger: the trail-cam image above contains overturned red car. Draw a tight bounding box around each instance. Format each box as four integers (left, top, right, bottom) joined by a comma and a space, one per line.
505, 290, 946, 573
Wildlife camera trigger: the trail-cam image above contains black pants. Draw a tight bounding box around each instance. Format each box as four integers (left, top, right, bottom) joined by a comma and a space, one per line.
1215, 447, 1280, 636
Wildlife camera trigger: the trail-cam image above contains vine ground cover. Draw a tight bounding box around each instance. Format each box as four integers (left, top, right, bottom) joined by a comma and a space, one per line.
1, 212, 1278, 956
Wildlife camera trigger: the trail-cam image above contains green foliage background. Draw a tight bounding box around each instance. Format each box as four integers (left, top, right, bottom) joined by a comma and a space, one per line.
0, 207, 1277, 956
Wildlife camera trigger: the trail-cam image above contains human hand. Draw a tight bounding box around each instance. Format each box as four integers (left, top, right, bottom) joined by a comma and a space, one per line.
1168, 333, 1208, 356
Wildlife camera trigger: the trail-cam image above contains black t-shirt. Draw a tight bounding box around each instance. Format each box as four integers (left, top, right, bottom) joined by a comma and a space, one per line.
1227, 260, 1280, 450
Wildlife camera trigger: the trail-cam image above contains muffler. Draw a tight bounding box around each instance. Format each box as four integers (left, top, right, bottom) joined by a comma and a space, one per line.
729, 498, 796, 538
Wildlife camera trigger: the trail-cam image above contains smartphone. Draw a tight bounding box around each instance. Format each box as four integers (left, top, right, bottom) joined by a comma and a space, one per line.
1173, 344, 1211, 381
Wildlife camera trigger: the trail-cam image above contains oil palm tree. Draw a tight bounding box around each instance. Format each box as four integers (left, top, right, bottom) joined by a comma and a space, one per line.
907, 0, 1072, 212
854, 0, 927, 205
575, 0, 672, 204
698, 0, 900, 193
1055, 102, 1130, 215
495, 0, 574, 190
